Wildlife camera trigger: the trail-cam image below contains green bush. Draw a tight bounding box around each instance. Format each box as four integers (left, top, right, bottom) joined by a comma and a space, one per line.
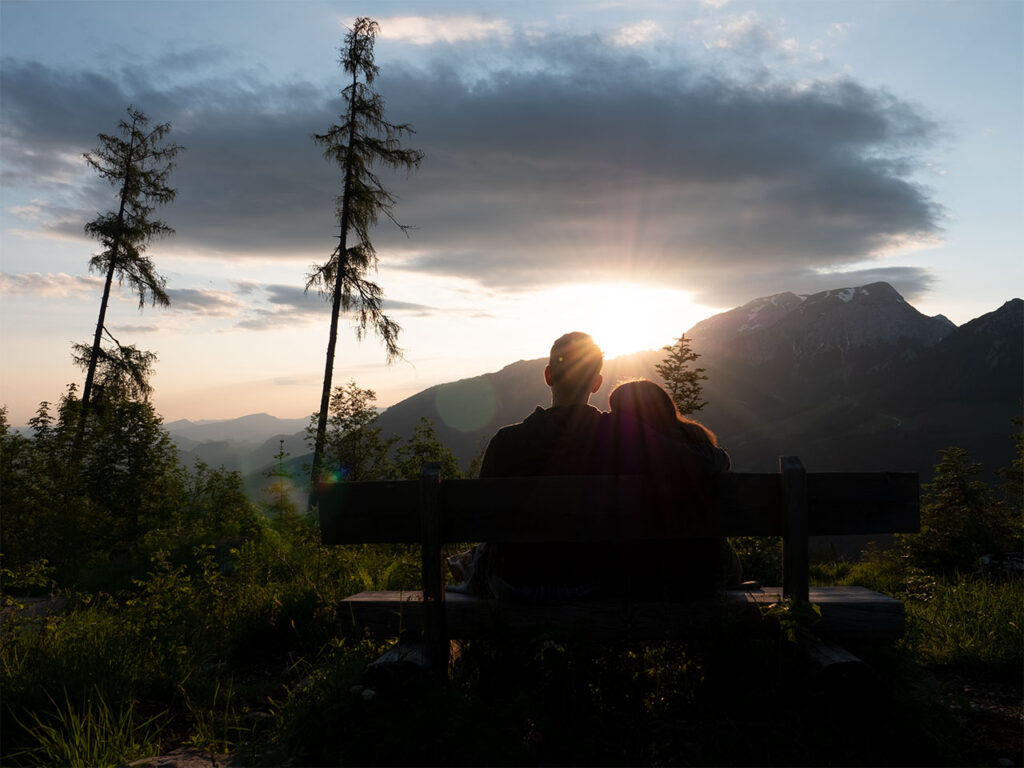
903, 447, 1020, 576
729, 535, 782, 584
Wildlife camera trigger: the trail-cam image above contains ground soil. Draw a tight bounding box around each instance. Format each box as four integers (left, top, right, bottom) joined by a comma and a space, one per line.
934, 667, 1023, 767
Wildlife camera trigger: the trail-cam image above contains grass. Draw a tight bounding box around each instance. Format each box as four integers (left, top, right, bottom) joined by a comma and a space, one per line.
905, 576, 1022, 671
2, 526, 1019, 766
10, 687, 166, 768
812, 550, 1023, 673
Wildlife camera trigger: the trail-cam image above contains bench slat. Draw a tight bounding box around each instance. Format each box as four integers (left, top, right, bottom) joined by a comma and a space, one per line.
319, 480, 420, 544
806, 472, 919, 534
319, 472, 919, 544
339, 586, 905, 642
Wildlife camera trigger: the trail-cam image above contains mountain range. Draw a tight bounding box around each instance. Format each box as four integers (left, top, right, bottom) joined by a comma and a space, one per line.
162, 282, 1022, 495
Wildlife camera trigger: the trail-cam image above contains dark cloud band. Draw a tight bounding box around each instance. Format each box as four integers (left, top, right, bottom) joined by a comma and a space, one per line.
1, 32, 942, 303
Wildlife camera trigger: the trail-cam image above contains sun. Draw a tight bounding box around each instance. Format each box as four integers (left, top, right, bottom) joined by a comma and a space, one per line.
544, 283, 705, 359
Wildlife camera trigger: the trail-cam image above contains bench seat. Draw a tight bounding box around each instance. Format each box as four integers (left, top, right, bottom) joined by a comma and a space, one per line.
340, 585, 905, 643
320, 460, 919, 671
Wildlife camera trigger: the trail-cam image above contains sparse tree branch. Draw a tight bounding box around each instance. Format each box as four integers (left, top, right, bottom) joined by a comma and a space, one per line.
308, 17, 423, 494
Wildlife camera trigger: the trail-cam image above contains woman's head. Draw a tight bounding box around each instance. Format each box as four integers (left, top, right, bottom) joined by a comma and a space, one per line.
609, 379, 678, 428
609, 379, 718, 446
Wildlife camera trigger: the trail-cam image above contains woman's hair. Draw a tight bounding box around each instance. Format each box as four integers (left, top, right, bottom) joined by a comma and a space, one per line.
609, 379, 719, 446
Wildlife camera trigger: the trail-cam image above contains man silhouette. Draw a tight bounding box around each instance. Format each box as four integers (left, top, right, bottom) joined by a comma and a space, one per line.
480, 331, 605, 478
477, 332, 610, 601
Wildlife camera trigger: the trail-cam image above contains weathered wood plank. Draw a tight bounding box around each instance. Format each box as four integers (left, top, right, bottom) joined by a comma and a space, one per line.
339, 586, 905, 642
319, 472, 918, 545
806, 472, 920, 534
318, 480, 419, 544
441, 474, 784, 540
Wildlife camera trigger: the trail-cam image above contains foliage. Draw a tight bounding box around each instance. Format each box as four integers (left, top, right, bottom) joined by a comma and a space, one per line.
729, 535, 782, 585
308, 16, 424, 487
655, 333, 708, 415
998, 415, 1023, 517
80, 106, 182, 413
72, 338, 158, 405
1, 386, 259, 586
905, 576, 1022, 672
11, 687, 166, 768
4, 387, 1017, 767
2, 389, 99, 575
308, 380, 397, 483
181, 677, 244, 756
261, 439, 303, 529
0, 521, 421, 765
819, 547, 1022, 673
265, 618, 966, 767
394, 416, 461, 480
902, 446, 1020, 575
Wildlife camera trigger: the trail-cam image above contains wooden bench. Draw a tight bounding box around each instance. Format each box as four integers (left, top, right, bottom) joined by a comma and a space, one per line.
318, 457, 919, 673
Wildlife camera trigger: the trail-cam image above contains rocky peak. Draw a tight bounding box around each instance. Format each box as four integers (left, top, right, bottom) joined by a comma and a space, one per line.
684, 281, 959, 396
688, 290, 805, 344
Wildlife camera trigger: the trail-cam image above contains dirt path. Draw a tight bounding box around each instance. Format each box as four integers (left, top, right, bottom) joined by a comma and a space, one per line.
129, 746, 235, 768
935, 668, 1023, 766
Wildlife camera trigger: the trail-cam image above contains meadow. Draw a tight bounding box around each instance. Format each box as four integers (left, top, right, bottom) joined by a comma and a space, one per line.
1, 398, 1020, 767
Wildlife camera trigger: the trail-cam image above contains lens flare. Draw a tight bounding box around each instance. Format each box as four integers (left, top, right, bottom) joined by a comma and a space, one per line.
436, 378, 498, 432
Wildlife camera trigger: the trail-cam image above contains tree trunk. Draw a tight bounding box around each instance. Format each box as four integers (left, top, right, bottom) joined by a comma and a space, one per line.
80, 259, 117, 413
310, 72, 360, 498
76, 117, 137, 451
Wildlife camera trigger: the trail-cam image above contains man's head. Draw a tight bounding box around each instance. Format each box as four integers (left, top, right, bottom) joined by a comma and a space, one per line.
544, 332, 604, 406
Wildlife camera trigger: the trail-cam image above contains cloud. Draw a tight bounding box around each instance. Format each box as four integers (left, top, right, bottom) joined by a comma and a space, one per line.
377, 15, 510, 45
611, 21, 663, 47
107, 323, 160, 334
706, 12, 774, 50
695, 265, 937, 306
165, 288, 243, 316
234, 282, 437, 330
1, 30, 943, 306
0, 272, 101, 296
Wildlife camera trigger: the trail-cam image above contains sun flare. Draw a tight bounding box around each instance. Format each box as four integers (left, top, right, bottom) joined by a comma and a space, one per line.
543, 283, 707, 359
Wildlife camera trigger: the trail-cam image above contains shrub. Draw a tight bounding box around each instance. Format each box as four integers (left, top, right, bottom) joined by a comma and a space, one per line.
903, 447, 1019, 576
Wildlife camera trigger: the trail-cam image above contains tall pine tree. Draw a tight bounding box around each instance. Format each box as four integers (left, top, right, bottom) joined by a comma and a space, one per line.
80, 107, 182, 419
308, 17, 423, 492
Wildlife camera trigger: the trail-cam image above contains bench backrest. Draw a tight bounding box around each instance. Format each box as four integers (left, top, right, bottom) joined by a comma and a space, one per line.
319, 470, 919, 544
318, 456, 919, 603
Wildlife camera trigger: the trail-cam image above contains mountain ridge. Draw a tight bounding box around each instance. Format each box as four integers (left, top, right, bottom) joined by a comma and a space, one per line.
152, 282, 1019, 488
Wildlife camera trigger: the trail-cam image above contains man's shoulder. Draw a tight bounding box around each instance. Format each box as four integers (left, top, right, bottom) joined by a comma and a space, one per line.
481, 404, 605, 478
490, 406, 546, 439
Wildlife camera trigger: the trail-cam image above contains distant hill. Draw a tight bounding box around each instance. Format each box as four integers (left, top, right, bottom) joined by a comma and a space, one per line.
374, 282, 1020, 480
163, 415, 311, 490
165, 413, 308, 444
161, 283, 1021, 498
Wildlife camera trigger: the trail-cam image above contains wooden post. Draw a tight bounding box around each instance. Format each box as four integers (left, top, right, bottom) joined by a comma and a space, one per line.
780, 455, 809, 602
419, 462, 447, 677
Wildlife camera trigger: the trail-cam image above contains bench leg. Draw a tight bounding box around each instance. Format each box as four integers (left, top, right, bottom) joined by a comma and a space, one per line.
420, 463, 449, 678
780, 456, 809, 602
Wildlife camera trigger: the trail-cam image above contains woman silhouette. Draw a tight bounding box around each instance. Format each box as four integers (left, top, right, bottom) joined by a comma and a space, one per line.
607, 379, 738, 597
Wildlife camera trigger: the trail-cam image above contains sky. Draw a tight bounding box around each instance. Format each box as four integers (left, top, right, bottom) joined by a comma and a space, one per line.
1, 0, 1021, 425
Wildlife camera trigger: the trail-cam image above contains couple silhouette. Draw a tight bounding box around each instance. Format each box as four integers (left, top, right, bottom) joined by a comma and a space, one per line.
453, 332, 732, 604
